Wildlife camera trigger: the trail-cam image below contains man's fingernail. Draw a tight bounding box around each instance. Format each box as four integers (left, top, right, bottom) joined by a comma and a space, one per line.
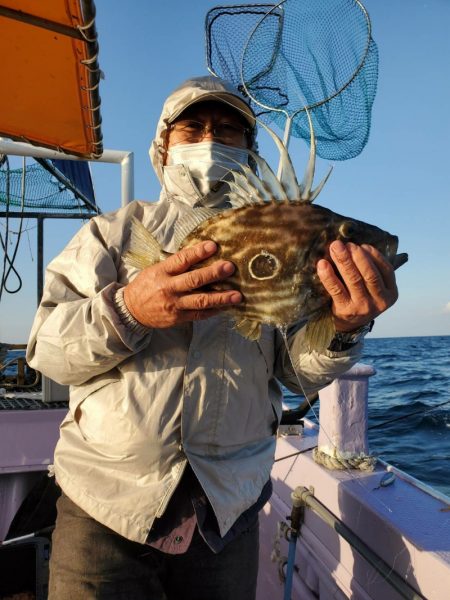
204, 241, 217, 253
330, 240, 345, 254
222, 262, 235, 275
229, 292, 242, 304
317, 260, 328, 274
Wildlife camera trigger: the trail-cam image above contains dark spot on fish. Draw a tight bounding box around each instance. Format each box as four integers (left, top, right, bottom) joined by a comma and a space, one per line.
248, 252, 280, 280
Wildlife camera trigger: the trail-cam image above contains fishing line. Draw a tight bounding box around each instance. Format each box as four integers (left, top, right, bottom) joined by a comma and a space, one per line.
274, 446, 313, 463
167, 94, 395, 511
275, 330, 424, 597
367, 398, 450, 431
275, 399, 450, 463
278, 327, 394, 515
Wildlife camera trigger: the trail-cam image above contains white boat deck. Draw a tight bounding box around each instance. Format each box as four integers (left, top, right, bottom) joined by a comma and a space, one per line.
257, 420, 450, 600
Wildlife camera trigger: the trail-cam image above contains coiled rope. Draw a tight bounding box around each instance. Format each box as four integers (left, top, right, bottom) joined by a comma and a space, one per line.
312, 448, 377, 471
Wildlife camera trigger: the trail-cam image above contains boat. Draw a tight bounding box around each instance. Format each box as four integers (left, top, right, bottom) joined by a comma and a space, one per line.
1, 2, 449, 599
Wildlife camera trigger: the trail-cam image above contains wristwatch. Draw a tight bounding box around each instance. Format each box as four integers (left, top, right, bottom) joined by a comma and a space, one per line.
327, 320, 374, 352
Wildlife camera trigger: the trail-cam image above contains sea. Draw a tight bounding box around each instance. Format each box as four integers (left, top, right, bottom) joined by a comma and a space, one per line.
3, 336, 450, 497
284, 335, 450, 498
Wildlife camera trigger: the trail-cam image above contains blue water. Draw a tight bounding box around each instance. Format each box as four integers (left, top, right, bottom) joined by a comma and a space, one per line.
284, 335, 450, 497
4, 338, 450, 496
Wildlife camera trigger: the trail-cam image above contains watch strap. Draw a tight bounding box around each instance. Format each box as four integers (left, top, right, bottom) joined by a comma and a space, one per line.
327, 320, 374, 352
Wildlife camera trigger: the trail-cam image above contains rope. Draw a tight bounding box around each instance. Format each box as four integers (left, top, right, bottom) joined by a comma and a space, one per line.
313, 447, 377, 471
1, 158, 26, 297
0, 157, 24, 299
76, 19, 97, 43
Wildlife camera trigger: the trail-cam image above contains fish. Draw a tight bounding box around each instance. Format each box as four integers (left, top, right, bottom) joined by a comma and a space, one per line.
124, 113, 408, 351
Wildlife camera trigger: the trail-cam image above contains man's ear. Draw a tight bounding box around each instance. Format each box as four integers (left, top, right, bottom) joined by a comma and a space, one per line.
161, 126, 170, 166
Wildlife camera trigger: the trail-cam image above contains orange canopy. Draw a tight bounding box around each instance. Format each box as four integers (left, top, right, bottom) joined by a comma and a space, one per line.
0, 0, 103, 158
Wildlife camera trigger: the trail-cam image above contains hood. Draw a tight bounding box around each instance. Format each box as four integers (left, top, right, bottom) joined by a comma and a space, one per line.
149, 75, 257, 184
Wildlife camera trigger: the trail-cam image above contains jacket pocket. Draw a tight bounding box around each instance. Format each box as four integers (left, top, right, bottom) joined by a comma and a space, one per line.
69, 375, 132, 445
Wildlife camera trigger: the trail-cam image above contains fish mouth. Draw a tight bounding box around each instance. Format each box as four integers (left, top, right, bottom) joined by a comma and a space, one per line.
386, 235, 408, 270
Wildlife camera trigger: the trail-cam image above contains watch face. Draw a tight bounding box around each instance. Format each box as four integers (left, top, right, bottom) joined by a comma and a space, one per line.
340, 326, 368, 343
349, 322, 372, 342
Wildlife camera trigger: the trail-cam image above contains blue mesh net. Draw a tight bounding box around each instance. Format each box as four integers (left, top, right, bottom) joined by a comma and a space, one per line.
206, 0, 378, 160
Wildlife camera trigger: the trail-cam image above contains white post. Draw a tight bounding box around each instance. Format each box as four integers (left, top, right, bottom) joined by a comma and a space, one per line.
120, 151, 134, 206
317, 363, 376, 461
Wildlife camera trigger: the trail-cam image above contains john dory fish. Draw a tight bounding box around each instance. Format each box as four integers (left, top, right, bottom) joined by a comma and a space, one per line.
124, 114, 408, 351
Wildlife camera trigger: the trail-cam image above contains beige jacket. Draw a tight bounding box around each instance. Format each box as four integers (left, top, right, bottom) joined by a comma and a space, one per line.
27, 77, 362, 543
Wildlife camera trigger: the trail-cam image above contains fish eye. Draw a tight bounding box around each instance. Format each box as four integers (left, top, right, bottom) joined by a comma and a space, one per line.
248, 251, 280, 280
339, 221, 357, 239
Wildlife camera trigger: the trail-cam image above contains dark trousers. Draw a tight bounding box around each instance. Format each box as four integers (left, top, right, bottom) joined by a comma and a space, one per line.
49, 493, 259, 600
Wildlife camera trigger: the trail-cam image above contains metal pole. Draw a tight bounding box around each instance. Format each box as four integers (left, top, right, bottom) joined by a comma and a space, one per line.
292, 487, 425, 600
0, 139, 134, 209
37, 217, 44, 305
283, 495, 304, 600
121, 152, 134, 206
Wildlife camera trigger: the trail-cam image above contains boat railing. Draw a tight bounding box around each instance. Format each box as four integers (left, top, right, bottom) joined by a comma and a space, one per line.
0, 137, 134, 207
0, 343, 40, 389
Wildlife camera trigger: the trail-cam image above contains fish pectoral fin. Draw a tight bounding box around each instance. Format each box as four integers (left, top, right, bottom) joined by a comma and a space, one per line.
122, 251, 158, 270
305, 310, 335, 353
123, 217, 167, 269
234, 318, 262, 341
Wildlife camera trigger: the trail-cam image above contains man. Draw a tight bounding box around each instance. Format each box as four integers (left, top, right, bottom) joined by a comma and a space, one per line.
27, 76, 398, 599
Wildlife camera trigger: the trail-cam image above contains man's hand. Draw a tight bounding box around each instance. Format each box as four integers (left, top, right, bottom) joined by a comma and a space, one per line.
317, 241, 398, 333
123, 241, 241, 329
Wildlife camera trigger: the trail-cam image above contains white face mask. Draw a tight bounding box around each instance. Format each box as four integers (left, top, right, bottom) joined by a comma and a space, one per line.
165, 141, 248, 197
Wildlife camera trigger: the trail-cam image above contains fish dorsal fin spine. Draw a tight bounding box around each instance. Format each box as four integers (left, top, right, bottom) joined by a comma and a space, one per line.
173, 207, 222, 248
239, 164, 273, 203
228, 192, 251, 208
230, 172, 266, 205
308, 166, 333, 202
248, 151, 288, 202
252, 107, 331, 205
226, 179, 260, 207
298, 108, 333, 203
253, 118, 300, 201
299, 109, 316, 201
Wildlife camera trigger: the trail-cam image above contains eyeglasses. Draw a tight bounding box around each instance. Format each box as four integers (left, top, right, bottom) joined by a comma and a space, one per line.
169, 119, 249, 145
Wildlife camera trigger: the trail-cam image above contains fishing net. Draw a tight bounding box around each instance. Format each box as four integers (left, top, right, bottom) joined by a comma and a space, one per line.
206, 0, 378, 160
0, 160, 96, 213
206, 4, 284, 98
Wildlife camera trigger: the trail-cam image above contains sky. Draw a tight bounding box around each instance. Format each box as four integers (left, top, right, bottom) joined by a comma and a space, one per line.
1, 0, 450, 342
